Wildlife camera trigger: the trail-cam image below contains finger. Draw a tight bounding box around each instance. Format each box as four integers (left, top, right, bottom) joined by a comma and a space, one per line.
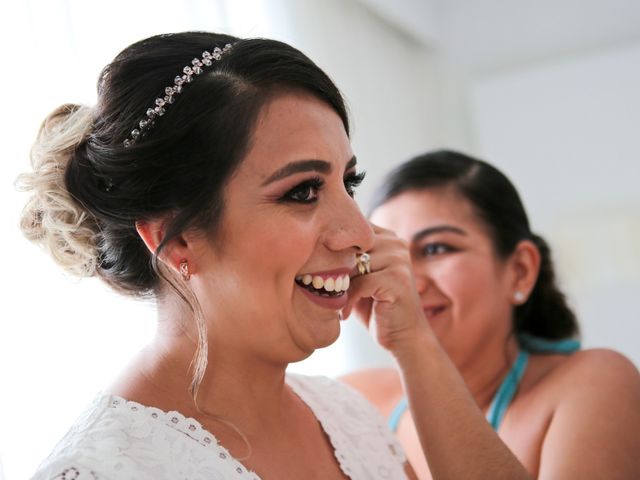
342, 296, 373, 327
369, 222, 399, 236
353, 237, 411, 277
342, 270, 397, 318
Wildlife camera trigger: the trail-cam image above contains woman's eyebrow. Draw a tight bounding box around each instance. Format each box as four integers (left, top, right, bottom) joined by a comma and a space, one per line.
412, 225, 467, 243
262, 159, 331, 186
262, 155, 357, 186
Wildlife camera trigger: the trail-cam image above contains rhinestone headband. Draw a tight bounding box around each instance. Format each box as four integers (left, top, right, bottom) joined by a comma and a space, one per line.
123, 43, 233, 148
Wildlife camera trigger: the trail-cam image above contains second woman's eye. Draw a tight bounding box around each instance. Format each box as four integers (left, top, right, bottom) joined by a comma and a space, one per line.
421, 242, 455, 257
281, 177, 323, 204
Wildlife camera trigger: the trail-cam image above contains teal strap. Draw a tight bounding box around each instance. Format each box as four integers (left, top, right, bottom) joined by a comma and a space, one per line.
518, 333, 581, 354
388, 396, 409, 432
486, 350, 529, 430
387, 336, 579, 432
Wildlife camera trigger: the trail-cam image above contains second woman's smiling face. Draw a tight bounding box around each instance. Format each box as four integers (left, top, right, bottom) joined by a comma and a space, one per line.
191, 92, 374, 364
370, 188, 516, 367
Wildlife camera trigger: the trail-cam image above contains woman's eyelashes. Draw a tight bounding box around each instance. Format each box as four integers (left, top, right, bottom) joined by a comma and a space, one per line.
281, 177, 323, 203
344, 171, 365, 197
419, 242, 458, 258
280, 171, 366, 204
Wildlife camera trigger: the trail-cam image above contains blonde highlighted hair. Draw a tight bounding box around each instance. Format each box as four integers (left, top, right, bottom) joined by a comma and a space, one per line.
18, 103, 211, 399
18, 104, 99, 278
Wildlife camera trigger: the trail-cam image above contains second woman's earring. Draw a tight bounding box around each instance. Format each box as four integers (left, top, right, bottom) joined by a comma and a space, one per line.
514, 291, 525, 303
179, 259, 191, 281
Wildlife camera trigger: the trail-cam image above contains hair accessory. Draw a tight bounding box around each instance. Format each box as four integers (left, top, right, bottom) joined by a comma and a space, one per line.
179, 259, 191, 281
514, 291, 526, 303
123, 43, 233, 148
356, 252, 371, 275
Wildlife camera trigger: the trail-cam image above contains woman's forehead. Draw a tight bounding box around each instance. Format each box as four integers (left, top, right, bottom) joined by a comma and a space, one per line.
237, 93, 352, 181
371, 188, 487, 237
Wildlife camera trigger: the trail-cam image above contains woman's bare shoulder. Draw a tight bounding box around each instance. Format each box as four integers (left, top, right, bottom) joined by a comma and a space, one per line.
518, 348, 640, 419
534, 349, 640, 476
529, 347, 636, 383
551, 348, 639, 387
532, 348, 640, 412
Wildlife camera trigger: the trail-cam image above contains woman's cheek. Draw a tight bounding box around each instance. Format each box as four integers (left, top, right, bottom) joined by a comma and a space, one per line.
430, 258, 464, 291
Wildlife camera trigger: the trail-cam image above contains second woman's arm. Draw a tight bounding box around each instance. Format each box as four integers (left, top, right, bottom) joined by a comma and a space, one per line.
345, 224, 531, 479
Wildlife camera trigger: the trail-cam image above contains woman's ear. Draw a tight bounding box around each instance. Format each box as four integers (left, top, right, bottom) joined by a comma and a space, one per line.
135, 219, 193, 278
509, 239, 541, 305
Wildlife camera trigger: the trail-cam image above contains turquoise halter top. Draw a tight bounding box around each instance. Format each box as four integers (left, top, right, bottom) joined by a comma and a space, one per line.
387, 334, 581, 432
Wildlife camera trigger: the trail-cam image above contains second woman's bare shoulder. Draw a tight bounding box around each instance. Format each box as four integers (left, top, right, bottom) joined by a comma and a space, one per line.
339, 367, 404, 416
541, 348, 639, 392
521, 348, 639, 409
530, 349, 640, 477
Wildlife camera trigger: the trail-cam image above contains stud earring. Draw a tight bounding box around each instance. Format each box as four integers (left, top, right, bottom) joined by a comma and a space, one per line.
179, 259, 190, 281
514, 291, 526, 303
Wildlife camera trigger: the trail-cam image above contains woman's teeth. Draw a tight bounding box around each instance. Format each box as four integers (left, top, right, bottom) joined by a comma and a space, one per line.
296, 273, 350, 296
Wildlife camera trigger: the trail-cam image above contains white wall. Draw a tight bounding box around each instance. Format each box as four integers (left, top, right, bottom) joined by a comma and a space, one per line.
469, 41, 640, 365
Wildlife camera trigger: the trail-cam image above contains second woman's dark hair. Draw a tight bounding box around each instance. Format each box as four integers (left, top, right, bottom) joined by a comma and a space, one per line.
371, 150, 579, 341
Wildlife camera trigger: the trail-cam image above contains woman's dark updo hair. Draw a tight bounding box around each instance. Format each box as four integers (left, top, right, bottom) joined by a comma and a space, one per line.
371, 150, 579, 341
20, 31, 348, 297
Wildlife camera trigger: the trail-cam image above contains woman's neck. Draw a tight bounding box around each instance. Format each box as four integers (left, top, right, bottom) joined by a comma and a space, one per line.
109, 328, 294, 435
457, 335, 520, 413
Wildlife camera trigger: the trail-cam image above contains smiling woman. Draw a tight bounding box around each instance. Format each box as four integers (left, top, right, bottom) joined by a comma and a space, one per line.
174, 92, 372, 362
18, 31, 418, 479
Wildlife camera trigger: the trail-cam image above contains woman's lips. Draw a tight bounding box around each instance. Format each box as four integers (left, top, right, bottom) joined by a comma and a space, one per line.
295, 268, 352, 311
297, 283, 350, 310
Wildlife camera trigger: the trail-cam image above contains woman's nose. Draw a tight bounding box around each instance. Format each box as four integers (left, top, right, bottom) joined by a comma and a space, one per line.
413, 265, 430, 294
323, 196, 375, 253
415, 275, 429, 293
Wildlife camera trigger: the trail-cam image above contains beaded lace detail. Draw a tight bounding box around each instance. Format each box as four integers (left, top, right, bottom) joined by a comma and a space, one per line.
287, 375, 406, 479
32, 374, 406, 479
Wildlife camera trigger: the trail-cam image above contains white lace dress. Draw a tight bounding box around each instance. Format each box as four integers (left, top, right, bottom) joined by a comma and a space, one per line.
31, 374, 407, 479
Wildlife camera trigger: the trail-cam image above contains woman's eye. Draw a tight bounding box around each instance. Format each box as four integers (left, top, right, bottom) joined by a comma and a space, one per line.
344, 171, 366, 197
282, 178, 323, 204
421, 243, 452, 257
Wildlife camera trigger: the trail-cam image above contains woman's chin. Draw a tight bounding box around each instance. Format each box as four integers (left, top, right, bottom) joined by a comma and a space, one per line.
294, 319, 341, 359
